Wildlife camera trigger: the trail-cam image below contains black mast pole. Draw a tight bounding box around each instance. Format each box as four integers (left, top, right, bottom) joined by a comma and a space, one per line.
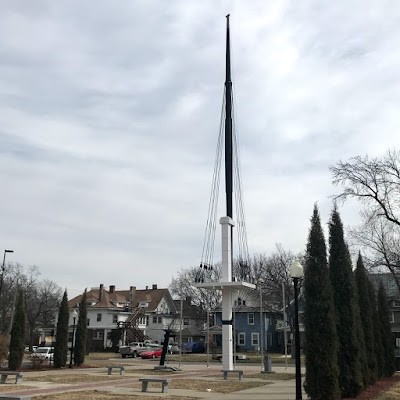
225, 14, 233, 219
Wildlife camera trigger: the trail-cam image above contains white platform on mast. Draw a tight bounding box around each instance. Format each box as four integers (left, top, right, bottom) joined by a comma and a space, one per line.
194, 281, 256, 290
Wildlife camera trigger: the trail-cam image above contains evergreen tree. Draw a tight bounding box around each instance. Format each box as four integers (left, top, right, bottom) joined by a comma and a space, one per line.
368, 280, 384, 378
303, 205, 340, 400
8, 290, 26, 370
355, 253, 377, 384
53, 290, 69, 368
377, 283, 396, 376
74, 289, 87, 366
328, 208, 363, 397
353, 283, 369, 388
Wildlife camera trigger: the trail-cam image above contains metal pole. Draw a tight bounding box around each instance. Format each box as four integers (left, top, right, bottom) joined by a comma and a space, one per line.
207, 308, 210, 368
259, 283, 264, 371
179, 294, 183, 368
282, 282, 288, 370
293, 278, 302, 400
0, 250, 13, 315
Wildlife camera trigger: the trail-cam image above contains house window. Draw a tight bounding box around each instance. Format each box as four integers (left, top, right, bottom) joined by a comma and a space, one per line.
251, 332, 259, 347
93, 330, 104, 340
237, 332, 245, 346
107, 331, 112, 340
97, 314, 102, 322
113, 315, 118, 324
139, 316, 149, 325
393, 300, 400, 307
391, 312, 395, 323
235, 298, 246, 307
248, 313, 254, 325
183, 317, 190, 326
153, 316, 162, 324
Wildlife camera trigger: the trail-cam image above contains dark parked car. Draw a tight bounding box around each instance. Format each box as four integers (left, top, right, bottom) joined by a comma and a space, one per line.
182, 342, 205, 353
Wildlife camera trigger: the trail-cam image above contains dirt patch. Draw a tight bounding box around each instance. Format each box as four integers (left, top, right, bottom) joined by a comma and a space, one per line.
35, 390, 197, 400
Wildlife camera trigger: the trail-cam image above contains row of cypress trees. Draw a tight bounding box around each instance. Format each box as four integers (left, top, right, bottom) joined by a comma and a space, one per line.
53, 289, 88, 368
303, 205, 396, 399
7, 288, 87, 370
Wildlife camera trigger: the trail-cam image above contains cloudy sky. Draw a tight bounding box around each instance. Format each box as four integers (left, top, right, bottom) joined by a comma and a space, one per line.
1, 0, 399, 298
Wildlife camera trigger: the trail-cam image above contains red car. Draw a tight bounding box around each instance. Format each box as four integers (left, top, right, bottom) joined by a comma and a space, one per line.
140, 348, 163, 359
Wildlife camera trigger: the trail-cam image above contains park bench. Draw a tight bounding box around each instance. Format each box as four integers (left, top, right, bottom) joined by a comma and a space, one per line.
106, 365, 125, 375
222, 369, 243, 380
139, 377, 170, 393
0, 372, 23, 384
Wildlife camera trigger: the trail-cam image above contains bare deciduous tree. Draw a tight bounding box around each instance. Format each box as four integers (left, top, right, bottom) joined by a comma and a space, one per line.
331, 150, 400, 289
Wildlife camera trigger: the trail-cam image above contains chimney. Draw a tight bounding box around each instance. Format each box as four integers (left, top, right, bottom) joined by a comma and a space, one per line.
152, 284, 157, 290
99, 284, 103, 301
109, 285, 115, 294
130, 286, 136, 304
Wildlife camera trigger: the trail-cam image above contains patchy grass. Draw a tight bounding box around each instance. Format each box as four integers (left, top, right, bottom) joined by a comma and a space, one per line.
247, 372, 297, 380
170, 378, 270, 393
0, 385, 31, 392
124, 368, 182, 376
374, 379, 400, 400
123, 378, 271, 394
35, 390, 197, 400
27, 374, 128, 384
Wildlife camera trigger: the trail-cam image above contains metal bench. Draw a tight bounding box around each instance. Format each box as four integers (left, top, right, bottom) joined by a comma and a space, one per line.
222, 369, 243, 380
106, 366, 125, 375
0, 372, 23, 384
139, 377, 170, 393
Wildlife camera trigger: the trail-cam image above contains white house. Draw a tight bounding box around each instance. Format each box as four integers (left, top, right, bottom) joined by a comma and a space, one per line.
68, 284, 177, 350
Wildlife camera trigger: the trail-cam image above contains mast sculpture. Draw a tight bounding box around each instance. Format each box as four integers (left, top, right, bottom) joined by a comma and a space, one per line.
196, 15, 255, 373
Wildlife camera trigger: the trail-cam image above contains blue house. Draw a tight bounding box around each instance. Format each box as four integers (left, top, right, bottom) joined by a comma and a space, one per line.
212, 292, 283, 353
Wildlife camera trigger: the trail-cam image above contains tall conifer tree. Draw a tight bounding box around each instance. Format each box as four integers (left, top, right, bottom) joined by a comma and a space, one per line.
355, 253, 377, 384
303, 205, 340, 400
377, 283, 396, 377
74, 289, 87, 366
368, 280, 384, 378
328, 208, 363, 397
54, 290, 69, 368
8, 290, 26, 370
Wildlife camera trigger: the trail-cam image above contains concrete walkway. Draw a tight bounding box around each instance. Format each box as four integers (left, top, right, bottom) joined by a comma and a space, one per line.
0, 363, 308, 399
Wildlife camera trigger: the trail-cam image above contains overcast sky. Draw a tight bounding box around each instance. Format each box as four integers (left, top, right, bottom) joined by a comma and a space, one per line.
1, 1, 400, 298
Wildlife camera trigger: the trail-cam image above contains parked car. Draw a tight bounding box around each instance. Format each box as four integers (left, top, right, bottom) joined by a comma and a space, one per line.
140, 348, 163, 359
182, 342, 205, 353
31, 347, 54, 362
119, 342, 150, 358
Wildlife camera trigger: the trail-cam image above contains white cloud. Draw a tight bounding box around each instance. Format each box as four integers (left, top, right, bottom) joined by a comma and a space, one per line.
0, 0, 399, 296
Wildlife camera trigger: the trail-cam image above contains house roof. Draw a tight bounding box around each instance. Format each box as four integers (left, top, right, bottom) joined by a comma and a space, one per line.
68, 284, 176, 313
369, 273, 400, 298
172, 298, 205, 319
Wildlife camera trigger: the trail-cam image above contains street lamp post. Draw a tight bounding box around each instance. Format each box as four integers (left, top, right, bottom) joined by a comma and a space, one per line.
69, 309, 78, 368
290, 259, 304, 400
0, 249, 14, 300
258, 280, 264, 372
0, 249, 14, 332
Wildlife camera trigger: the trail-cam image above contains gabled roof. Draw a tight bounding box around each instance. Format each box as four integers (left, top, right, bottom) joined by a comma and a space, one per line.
68, 284, 176, 313
172, 298, 205, 319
